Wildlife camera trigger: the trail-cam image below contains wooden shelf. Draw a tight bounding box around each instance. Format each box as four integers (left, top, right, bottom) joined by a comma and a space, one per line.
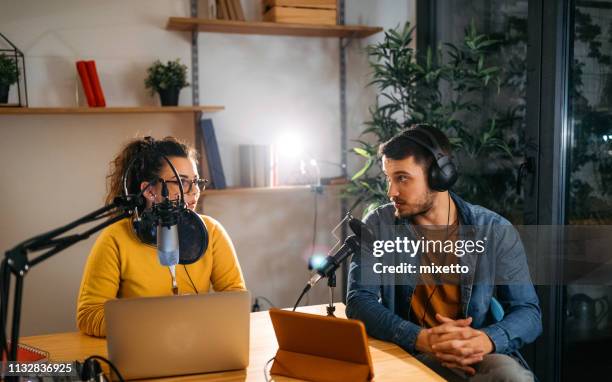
0, 106, 225, 115
201, 184, 344, 196
166, 17, 382, 38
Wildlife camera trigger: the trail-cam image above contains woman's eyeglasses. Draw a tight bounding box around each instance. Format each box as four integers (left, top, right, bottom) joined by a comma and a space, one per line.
160, 178, 209, 194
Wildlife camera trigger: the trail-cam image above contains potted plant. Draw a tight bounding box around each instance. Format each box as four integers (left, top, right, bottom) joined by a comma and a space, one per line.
144, 59, 189, 106
347, 22, 523, 220
0, 53, 19, 104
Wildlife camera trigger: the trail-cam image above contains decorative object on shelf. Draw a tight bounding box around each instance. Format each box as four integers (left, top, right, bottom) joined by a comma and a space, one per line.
0, 33, 27, 107
239, 144, 272, 187
262, 0, 337, 25
144, 59, 190, 106
199, 118, 226, 189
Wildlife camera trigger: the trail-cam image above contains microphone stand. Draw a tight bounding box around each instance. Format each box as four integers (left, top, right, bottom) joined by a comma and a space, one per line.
326, 273, 336, 317
1, 195, 138, 379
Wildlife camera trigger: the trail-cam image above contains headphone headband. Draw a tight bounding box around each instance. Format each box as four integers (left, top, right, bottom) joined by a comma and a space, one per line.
407, 125, 447, 162
401, 125, 458, 191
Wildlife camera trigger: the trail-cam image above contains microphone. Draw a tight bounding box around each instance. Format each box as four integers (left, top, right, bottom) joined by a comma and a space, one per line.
155, 181, 180, 294
348, 216, 376, 247
302, 216, 376, 294
306, 235, 360, 289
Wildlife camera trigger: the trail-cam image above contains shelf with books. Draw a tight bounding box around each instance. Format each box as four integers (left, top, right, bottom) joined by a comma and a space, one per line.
166, 17, 383, 38
0, 106, 225, 115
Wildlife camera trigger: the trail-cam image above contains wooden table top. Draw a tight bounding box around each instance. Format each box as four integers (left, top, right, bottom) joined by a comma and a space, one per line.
20, 304, 444, 381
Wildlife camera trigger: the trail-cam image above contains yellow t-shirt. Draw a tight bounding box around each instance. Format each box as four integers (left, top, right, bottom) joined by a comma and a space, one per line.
410, 219, 462, 328
76, 215, 246, 337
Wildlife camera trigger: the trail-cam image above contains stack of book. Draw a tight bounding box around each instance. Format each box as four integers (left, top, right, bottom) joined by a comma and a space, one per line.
262, 0, 337, 25
76, 60, 106, 107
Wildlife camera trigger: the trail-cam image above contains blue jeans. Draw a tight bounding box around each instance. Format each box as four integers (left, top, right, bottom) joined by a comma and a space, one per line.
415, 353, 535, 382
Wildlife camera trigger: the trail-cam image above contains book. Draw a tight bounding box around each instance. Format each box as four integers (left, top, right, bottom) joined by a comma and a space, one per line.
217, 0, 229, 20
76, 61, 96, 107
195, 125, 212, 185
2, 342, 49, 362
199, 118, 226, 189
85, 60, 106, 107
205, 0, 217, 19
226, 0, 237, 20
231, 0, 245, 21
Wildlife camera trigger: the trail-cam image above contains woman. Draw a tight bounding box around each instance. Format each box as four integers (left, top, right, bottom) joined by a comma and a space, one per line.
77, 136, 245, 337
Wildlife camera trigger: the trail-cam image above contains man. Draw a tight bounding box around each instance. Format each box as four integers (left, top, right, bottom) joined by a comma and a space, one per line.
346, 125, 541, 381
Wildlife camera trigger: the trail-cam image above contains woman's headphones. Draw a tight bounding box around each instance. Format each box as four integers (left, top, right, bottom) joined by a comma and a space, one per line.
401, 125, 458, 191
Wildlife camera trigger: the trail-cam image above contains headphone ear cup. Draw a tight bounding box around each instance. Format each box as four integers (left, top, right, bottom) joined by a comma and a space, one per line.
429, 161, 458, 191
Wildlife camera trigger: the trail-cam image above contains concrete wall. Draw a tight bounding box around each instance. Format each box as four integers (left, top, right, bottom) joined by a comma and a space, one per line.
0, 0, 414, 336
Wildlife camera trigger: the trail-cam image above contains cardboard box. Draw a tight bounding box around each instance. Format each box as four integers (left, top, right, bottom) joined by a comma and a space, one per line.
263, 6, 337, 25
263, 0, 337, 10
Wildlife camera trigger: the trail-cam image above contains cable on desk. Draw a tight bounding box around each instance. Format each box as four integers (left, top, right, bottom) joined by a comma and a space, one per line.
263, 356, 275, 382
82, 355, 125, 382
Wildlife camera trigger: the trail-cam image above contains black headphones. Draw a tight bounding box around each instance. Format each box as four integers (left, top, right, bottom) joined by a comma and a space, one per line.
401, 125, 458, 191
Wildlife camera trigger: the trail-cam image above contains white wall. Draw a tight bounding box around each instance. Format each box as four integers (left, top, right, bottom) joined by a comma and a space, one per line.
0, 0, 414, 336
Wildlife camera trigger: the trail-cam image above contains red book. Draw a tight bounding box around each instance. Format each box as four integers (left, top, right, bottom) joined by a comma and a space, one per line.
2, 342, 49, 362
85, 60, 106, 107
76, 61, 96, 107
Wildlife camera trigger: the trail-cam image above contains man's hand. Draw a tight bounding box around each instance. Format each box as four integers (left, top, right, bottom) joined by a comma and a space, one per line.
428, 314, 495, 376
415, 316, 472, 354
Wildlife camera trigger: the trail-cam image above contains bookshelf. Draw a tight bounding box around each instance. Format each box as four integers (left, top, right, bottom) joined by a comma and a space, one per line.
166, 17, 382, 38
0, 106, 224, 115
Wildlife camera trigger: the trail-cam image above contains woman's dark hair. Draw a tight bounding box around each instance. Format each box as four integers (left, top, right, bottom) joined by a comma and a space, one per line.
105, 136, 198, 209
378, 124, 452, 170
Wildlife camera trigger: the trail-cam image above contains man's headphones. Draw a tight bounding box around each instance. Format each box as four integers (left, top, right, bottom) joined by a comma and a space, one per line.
401, 125, 458, 191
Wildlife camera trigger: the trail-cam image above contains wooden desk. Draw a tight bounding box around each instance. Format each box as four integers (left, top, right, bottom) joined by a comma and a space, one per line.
20, 304, 444, 381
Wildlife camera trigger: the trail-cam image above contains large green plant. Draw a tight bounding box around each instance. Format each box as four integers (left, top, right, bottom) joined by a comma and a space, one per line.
348, 22, 521, 219
0, 53, 19, 86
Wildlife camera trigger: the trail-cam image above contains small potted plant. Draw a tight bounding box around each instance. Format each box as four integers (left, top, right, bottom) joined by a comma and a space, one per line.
144, 59, 189, 106
0, 53, 19, 104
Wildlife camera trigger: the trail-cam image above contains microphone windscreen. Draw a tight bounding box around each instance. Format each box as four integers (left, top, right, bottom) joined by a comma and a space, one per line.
348, 217, 376, 247
134, 208, 208, 265
177, 210, 208, 265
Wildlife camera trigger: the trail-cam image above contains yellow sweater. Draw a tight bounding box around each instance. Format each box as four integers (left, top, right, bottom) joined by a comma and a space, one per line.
76, 215, 246, 337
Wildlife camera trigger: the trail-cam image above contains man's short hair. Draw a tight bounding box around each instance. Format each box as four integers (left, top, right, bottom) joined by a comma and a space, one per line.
378, 125, 452, 170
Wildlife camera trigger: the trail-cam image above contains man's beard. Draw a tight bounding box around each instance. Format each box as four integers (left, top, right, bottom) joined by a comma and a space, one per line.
392, 190, 435, 218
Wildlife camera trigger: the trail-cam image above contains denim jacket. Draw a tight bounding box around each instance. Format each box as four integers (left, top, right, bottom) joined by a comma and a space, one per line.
346, 192, 542, 364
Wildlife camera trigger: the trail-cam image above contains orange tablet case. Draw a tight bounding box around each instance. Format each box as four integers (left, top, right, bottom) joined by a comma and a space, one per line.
269, 308, 374, 382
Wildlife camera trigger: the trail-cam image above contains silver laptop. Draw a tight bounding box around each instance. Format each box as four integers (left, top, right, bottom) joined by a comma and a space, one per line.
104, 291, 250, 380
